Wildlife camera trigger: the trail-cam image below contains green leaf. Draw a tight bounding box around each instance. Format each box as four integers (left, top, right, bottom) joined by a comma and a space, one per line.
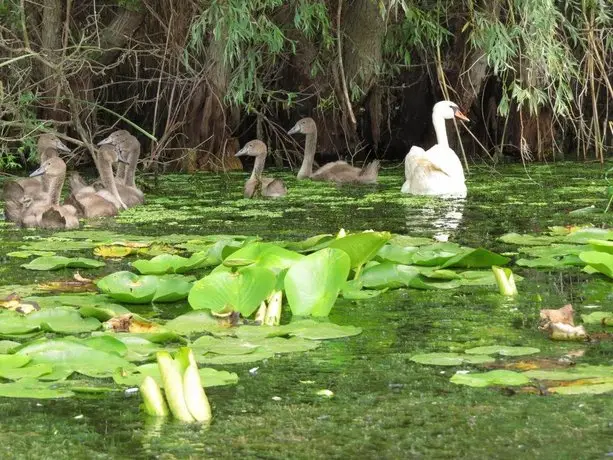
286, 320, 362, 340
327, 231, 391, 268
28, 308, 101, 334
516, 255, 583, 268
579, 251, 613, 278
0, 340, 21, 353
7, 250, 56, 259
188, 266, 276, 316
285, 234, 334, 252
410, 352, 495, 366
450, 370, 531, 387
523, 365, 613, 381
164, 310, 223, 335
21, 256, 105, 271
588, 239, 613, 254
0, 312, 40, 335
409, 242, 463, 266
0, 379, 74, 398
132, 253, 208, 275
0, 354, 31, 369
581, 311, 613, 325
17, 338, 134, 378
499, 233, 560, 246
152, 275, 193, 303
548, 382, 613, 395
196, 350, 274, 365
253, 336, 320, 354
376, 244, 418, 264
0, 363, 53, 380
360, 263, 420, 289
464, 345, 540, 356
441, 248, 509, 269
284, 248, 351, 317
341, 280, 387, 300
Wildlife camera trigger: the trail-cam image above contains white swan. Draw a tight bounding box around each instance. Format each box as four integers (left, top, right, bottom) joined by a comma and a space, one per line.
401, 100, 469, 198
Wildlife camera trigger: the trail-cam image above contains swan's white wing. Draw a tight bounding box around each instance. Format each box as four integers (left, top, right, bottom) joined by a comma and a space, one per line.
423, 145, 465, 180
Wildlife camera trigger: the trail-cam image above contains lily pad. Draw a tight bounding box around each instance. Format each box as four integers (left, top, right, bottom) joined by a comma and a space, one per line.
464, 346, 540, 357
285, 234, 334, 252
0, 340, 21, 353
97, 272, 191, 304
341, 280, 387, 300
0, 363, 53, 380
498, 233, 560, 246
548, 382, 613, 395
360, 263, 421, 289
441, 248, 509, 269
152, 275, 193, 303
132, 252, 208, 275
287, 320, 363, 340
376, 244, 418, 264
17, 338, 134, 378
189, 267, 276, 316
0, 379, 74, 398
284, 248, 351, 317
410, 352, 495, 366
21, 256, 105, 271
579, 251, 613, 278
164, 310, 225, 335
581, 311, 613, 325
523, 365, 613, 381
450, 370, 531, 387
253, 336, 320, 354
588, 239, 613, 254
222, 243, 302, 272
196, 349, 275, 365
516, 255, 583, 268
7, 250, 56, 259
327, 231, 391, 269
28, 308, 101, 334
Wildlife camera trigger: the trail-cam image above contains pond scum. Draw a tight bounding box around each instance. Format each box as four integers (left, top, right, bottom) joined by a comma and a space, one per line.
0, 165, 612, 458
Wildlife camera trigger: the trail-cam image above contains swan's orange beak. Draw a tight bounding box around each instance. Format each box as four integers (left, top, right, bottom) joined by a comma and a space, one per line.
454, 110, 470, 122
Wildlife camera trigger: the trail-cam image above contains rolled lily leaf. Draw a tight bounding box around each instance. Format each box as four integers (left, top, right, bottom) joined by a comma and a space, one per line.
492, 266, 518, 296
177, 348, 211, 423
156, 351, 194, 422
264, 291, 283, 326
140, 376, 169, 417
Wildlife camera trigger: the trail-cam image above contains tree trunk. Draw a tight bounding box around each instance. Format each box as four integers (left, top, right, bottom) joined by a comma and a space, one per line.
40, 0, 64, 121
341, 0, 387, 149
186, 27, 241, 172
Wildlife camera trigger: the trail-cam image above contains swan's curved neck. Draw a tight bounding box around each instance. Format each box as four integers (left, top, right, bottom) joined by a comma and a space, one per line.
432, 112, 449, 148
251, 154, 266, 179
99, 157, 125, 208
115, 161, 126, 185
47, 173, 64, 206
124, 147, 140, 187
298, 130, 317, 179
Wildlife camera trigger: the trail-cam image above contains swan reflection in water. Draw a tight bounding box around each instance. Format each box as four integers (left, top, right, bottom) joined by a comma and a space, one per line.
405, 197, 465, 242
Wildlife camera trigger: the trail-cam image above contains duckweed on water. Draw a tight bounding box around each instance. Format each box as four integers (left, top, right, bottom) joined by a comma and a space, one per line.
0, 164, 612, 458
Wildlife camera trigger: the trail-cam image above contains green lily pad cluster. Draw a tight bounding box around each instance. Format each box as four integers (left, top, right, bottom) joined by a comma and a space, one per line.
499, 226, 613, 278
21, 256, 105, 271
411, 345, 613, 395
186, 231, 514, 318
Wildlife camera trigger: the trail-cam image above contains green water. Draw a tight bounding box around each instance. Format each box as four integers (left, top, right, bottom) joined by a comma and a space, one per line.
1, 163, 612, 459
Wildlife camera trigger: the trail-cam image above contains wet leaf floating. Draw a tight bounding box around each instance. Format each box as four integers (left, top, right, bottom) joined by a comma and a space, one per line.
410, 352, 495, 366
581, 312, 613, 325
548, 382, 613, 395
284, 248, 351, 317
440, 248, 510, 269
97, 272, 193, 304
588, 239, 613, 254
132, 252, 209, 275
285, 320, 363, 340
188, 266, 276, 316
164, 310, 230, 336
579, 251, 613, 279
28, 308, 102, 334
6, 250, 56, 259
450, 370, 531, 387
523, 365, 613, 381
222, 242, 303, 272
94, 245, 138, 259
284, 234, 334, 252
21, 256, 105, 271
376, 244, 418, 264
0, 379, 74, 399
463, 346, 540, 357
327, 231, 391, 271
17, 338, 135, 379
341, 280, 388, 300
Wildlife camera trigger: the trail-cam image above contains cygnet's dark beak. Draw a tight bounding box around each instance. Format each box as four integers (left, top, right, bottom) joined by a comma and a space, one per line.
117, 151, 130, 164
97, 134, 115, 146
29, 165, 47, 177
56, 139, 71, 152
235, 146, 248, 157
287, 125, 299, 135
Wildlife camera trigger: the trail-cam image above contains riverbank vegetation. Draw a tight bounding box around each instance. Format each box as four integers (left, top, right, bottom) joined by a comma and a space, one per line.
1, 0, 611, 172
